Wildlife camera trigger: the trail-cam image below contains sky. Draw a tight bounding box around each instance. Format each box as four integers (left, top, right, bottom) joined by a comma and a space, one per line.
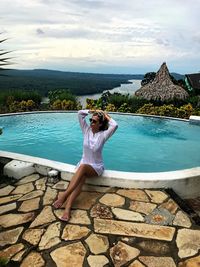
1, 0, 200, 74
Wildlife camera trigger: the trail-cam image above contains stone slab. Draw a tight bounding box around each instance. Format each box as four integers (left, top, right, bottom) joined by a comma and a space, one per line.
139, 256, 176, 267
0, 212, 35, 228
178, 255, 200, 267
0, 227, 24, 247
22, 229, 45, 246
43, 187, 57, 205
90, 203, 113, 219
0, 194, 22, 205
39, 222, 61, 250
159, 199, 179, 214
0, 185, 15, 196
55, 209, 91, 225
128, 260, 145, 267
85, 233, 109, 254
18, 197, 40, 212
87, 255, 109, 267
35, 177, 47, 191
20, 252, 45, 267
19, 190, 43, 201
50, 242, 86, 267
173, 211, 192, 228
0, 202, 16, 215
117, 189, 149, 202
62, 224, 90, 241
144, 207, 174, 225
11, 182, 34, 195
110, 241, 140, 267
71, 191, 102, 210
30, 206, 56, 228
0, 243, 24, 260
129, 201, 157, 215
94, 218, 175, 241
12, 248, 27, 262
176, 228, 200, 258
112, 207, 144, 222
52, 181, 69, 190
99, 193, 125, 207
145, 190, 168, 203
17, 174, 40, 185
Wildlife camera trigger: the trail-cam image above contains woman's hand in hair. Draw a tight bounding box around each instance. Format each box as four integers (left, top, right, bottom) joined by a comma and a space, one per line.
104, 112, 111, 121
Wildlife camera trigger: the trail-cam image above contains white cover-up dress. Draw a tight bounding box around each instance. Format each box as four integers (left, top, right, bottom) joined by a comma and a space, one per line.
77, 110, 118, 176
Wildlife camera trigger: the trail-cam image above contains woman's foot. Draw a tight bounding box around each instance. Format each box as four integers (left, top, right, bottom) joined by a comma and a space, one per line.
60, 207, 71, 222
53, 192, 66, 209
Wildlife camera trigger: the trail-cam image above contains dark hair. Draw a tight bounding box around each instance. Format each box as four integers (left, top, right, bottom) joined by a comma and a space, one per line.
93, 112, 108, 131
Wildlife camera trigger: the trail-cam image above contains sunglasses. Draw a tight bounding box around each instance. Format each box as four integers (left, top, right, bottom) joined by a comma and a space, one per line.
89, 118, 98, 124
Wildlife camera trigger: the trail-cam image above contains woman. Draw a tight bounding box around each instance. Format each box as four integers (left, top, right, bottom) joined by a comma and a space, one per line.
53, 109, 118, 221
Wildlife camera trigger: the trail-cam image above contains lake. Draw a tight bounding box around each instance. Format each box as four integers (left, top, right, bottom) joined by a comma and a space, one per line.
78, 79, 142, 107
41, 79, 142, 107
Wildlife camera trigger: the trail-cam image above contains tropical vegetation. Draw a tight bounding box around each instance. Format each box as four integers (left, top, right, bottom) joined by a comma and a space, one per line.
0, 80, 199, 119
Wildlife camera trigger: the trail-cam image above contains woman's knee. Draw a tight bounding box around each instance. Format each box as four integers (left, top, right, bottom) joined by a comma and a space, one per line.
77, 164, 88, 175
78, 164, 97, 177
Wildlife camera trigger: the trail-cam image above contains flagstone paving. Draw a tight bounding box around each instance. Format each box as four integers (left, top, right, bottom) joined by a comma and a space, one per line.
0, 172, 200, 267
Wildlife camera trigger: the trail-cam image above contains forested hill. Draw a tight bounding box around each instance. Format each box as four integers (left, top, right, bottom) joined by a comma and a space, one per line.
0, 69, 144, 96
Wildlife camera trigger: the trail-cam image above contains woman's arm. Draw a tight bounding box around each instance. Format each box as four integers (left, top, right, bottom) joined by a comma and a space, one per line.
78, 110, 90, 134
103, 112, 118, 141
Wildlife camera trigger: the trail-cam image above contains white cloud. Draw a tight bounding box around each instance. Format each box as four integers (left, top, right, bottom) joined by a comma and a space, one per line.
0, 0, 200, 73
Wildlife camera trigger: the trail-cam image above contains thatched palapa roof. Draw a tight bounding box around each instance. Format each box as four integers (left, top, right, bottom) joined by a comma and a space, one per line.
135, 62, 189, 101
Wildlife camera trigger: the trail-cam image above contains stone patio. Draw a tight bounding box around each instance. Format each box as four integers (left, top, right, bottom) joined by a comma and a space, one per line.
0, 173, 200, 267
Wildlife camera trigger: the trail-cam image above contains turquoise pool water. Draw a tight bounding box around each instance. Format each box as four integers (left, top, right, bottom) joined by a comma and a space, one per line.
0, 112, 200, 172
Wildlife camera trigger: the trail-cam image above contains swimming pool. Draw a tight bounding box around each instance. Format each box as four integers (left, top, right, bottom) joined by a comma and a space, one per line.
0, 111, 199, 173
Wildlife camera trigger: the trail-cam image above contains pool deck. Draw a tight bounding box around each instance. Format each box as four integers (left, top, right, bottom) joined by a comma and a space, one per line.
0, 172, 200, 267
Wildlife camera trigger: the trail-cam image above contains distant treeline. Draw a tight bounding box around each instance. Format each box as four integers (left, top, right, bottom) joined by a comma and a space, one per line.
0, 69, 144, 96
0, 69, 184, 97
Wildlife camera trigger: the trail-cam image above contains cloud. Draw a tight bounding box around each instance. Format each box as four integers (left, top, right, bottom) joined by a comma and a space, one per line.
0, 0, 200, 74
36, 28, 45, 35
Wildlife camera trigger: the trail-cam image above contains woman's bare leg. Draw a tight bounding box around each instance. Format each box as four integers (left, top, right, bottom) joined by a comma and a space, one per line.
60, 176, 86, 221
53, 164, 97, 209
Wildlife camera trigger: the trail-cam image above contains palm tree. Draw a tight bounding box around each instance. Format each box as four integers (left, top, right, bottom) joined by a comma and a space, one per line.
0, 34, 12, 134
0, 34, 12, 74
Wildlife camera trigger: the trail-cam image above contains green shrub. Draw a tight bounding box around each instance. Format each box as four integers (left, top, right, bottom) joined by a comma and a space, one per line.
8, 101, 20, 112
137, 103, 156, 115
127, 96, 149, 112
61, 99, 76, 110
187, 96, 200, 108
156, 104, 177, 117
51, 99, 78, 110
136, 103, 198, 119
8, 90, 41, 104
86, 98, 97, 110
108, 93, 129, 109
48, 89, 76, 104
8, 100, 36, 112
51, 99, 62, 110
105, 103, 116, 112
118, 103, 131, 113
177, 103, 194, 119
